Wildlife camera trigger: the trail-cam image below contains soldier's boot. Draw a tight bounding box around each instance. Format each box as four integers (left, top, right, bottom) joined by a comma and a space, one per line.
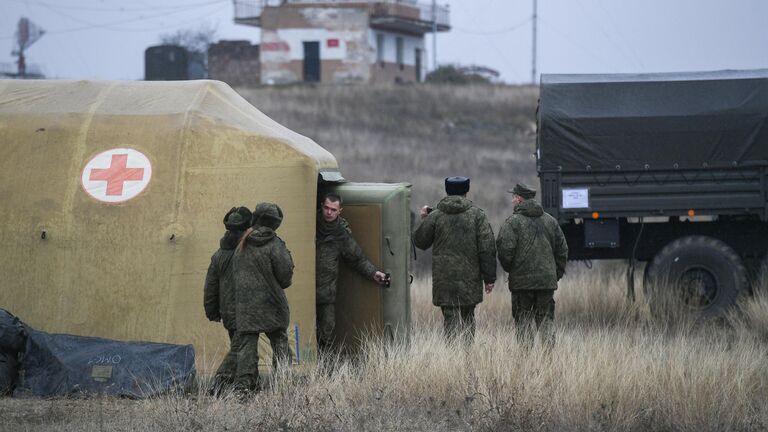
267, 329, 292, 373
441, 306, 462, 341
536, 292, 556, 351
515, 320, 536, 350
234, 332, 261, 395
210, 374, 234, 396
460, 306, 476, 346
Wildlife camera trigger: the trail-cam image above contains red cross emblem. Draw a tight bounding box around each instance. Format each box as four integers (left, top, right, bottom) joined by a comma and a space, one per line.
88, 154, 145, 196
81, 148, 153, 204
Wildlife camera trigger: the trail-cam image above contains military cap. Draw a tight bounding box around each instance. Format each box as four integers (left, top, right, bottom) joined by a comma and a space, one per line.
507, 183, 536, 199
252, 202, 284, 231
445, 176, 470, 196
224, 206, 253, 231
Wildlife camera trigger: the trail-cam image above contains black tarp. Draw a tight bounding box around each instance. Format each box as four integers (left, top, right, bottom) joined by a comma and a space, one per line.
14, 329, 195, 398
0, 309, 26, 396
537, 69, 768, 172
0, 351, 18, 395
0, 309, 26, 354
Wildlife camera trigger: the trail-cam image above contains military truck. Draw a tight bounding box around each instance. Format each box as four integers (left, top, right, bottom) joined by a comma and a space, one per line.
537, 69, 768, 316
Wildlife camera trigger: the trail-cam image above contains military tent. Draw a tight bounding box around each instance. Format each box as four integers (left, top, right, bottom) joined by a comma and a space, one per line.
0, 79, 348, 372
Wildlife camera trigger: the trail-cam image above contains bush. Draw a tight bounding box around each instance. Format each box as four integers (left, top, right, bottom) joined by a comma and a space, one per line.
425, 65, 492, 85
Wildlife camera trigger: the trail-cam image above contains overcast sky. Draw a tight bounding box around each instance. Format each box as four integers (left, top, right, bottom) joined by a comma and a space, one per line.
1, 0, 767, 83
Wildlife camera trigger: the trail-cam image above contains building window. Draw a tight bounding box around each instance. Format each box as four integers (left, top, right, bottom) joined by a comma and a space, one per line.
396, 37, 404, 70
376, 33, 385, 65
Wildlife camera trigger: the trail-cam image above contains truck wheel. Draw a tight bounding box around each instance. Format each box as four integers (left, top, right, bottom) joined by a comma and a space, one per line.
755, 256, 768, 292
644, 236, 746, 318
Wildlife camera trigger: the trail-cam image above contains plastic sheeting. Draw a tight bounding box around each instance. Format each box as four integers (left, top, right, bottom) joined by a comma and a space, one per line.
0, 309, 25, 396
0, 351, 17, 395
0, 309, 26, 354
537, 69, 768, 172
14, 329, 195, 398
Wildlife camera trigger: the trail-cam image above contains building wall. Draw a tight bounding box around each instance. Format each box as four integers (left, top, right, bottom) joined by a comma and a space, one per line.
370, 62, 418, 84
208, 40, 260, 88
261, 6, 373, 84
369, 29, 425, 83
259, 5, 427, 84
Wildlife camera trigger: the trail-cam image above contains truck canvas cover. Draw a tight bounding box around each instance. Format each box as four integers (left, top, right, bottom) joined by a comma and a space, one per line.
537, 70, 768, 172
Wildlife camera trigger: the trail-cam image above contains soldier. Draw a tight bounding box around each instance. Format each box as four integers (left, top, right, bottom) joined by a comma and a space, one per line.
496, 183, 568, 348
232, 202, 294, 392
316, 192, 388, 356
203, 206, 252, 392
413, 177, 497, 342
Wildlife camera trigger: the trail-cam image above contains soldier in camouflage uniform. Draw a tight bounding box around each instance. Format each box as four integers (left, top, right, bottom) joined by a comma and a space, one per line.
203, 206, 252, 391
232, 202, 294, 392
413, 177, 497, 342
316, 193, 388, 356
496, 183, 568, 347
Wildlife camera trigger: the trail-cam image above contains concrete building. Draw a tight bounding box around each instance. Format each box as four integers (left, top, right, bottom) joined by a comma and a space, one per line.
233, 0, 450, 85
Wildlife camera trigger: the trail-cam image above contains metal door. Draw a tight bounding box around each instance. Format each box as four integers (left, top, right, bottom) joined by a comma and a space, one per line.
303, 41, 320, 82
323, 183, 412, 353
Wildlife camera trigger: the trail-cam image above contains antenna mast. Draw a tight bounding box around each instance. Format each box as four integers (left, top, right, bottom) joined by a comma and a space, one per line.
531, 0, 537, 84
432, 0, 437, 70
12, 18, 45, 78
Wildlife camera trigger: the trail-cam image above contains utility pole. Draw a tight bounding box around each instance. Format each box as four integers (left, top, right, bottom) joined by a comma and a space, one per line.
531, 0, 538, 84
12, 18, 44, 79
432, 0, 437, 70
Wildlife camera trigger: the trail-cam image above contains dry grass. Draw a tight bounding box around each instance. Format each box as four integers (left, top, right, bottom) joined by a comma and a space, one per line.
237, 83, 540, 232
4, 265, 768, 431
3, 85, 768, 430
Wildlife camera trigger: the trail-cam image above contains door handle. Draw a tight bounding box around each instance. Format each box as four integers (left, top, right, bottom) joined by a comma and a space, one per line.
385, 236, 395, 256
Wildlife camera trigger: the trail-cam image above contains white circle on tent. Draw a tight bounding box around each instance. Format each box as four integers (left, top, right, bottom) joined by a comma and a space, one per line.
81, 148, 153, 204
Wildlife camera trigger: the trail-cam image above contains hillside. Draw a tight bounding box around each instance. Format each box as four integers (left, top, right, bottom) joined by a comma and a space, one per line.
237, 84, 540, 230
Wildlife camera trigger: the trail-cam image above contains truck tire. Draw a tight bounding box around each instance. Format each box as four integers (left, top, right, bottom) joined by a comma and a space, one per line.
755, 256, 768, 292
644, 236, 746, 318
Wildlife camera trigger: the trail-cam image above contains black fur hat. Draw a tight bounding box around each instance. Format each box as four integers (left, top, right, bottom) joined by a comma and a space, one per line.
445, 176, 470, 196
252, 202, 284, 230
223, 206, 253, 231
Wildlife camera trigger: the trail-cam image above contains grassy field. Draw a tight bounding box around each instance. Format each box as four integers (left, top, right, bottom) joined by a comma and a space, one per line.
3, 266, 768, 431
238, 83, 540, 232
3, 84, 768, 431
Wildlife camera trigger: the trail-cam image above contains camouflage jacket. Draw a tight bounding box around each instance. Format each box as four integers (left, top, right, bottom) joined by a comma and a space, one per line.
233, 227, 294, 333
316, 215, 378, 305
496, 199, 568, 291
203, 230, 243, 331
413, 196, 497, 307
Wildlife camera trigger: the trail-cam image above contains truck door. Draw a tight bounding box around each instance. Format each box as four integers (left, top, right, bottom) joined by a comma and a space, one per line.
325, 182, 412, 353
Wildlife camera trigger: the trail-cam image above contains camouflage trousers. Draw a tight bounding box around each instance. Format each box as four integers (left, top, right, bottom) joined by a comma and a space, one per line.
233, 329, 291, 391
440, 305, 476, 343
511, 290, 555, 348
316, 303, 336, 356
213, 329, 237, 387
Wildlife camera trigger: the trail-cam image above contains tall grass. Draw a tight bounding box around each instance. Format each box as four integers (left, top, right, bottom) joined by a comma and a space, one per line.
238, 84, 540, 231
3, 85, 767, 431
5, 266, 768, 431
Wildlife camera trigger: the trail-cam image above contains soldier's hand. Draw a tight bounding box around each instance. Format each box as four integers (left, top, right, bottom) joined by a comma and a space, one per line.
484, 282, 494, 294
373, 271, 389, 286
419, 205, 430, 219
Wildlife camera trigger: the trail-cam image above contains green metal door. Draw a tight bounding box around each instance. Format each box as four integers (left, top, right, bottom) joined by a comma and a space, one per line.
325, 183, 412, 352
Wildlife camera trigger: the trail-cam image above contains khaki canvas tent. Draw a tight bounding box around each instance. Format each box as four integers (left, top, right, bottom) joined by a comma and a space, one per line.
0, 80, 411, 373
